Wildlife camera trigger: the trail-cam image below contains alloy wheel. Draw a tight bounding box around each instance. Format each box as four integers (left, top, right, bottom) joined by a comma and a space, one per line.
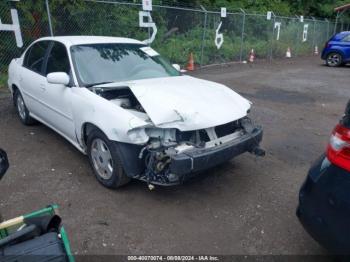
90, 138, 114, 180
327, 53, 341, 66
17, 94, 26, 120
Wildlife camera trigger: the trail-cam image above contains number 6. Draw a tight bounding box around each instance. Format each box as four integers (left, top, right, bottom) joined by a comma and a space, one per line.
215, 22, 224, 49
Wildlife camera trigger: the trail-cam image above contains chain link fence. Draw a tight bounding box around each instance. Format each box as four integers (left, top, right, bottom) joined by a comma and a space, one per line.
0, 0, 346, 80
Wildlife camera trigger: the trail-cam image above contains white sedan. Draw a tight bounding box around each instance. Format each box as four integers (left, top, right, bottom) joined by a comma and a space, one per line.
8, 36, 264, 189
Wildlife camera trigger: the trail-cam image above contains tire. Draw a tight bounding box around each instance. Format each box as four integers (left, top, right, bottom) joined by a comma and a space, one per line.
14, 90, 36, 125
326, 52, 343, 67
87, 128, 131, 189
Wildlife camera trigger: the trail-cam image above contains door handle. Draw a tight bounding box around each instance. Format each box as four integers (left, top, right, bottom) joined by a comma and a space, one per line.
39, 84, 46, 91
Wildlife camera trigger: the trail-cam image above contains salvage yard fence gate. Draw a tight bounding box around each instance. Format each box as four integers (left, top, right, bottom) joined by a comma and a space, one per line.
0, 0, 347, 75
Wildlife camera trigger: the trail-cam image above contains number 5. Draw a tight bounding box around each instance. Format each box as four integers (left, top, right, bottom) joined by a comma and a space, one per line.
139, 11, 157, 45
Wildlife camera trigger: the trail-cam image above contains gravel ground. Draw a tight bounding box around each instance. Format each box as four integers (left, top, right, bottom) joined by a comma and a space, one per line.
0, 56, 349, 257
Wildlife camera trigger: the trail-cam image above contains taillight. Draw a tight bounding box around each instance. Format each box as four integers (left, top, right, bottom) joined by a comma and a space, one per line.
327, 124, 350, 171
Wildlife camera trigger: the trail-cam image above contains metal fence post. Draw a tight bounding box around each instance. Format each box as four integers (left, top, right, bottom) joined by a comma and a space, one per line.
325, 18, 330, 39
200, 5, 207, 66
239, 8, 246, 62
311, 17, 316, 50
295, 16, 300, 57
45, 0, 53, 36
269, 12, 276, 62
334, 12, 339, 34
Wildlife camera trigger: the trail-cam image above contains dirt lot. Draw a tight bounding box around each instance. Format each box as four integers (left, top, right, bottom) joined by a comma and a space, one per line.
0, 56, 349, 257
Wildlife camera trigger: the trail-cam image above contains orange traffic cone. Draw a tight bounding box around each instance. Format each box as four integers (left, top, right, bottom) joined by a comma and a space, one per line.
186, 53, 195, 71
248, 49, 255, 63
286, 47, 292, 58
314, 45, 319, 55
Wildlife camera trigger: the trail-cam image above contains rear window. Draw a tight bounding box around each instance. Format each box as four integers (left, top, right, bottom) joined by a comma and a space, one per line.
24, 41, 50, 74
331, 32, 350, 41
342, 34, 350, 42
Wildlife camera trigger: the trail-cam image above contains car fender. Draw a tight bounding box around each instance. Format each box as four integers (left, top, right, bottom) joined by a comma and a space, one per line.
323, 48, 346, 58
7, 58, 22, 95
70, 87, 150, 148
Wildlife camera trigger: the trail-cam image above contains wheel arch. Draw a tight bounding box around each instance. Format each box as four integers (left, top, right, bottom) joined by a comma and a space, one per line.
325, 49, 345, 58
11, 84, 20, 105
81, 122, 145, 178
11, 84, 19, 97
81, 122, 108, 149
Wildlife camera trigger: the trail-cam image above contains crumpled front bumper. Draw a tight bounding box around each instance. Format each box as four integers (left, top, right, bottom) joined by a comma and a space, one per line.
169, 126, 263, 181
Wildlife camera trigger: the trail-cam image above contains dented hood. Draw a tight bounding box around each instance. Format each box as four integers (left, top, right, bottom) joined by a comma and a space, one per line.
126, 76, 251, 131
102, 76, 251, 131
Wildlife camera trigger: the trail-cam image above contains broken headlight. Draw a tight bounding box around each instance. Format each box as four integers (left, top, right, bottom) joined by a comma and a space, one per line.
127, 128, 149, 144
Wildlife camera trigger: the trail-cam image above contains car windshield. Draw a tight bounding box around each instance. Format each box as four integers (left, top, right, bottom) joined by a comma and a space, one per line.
70, 43, 180, 86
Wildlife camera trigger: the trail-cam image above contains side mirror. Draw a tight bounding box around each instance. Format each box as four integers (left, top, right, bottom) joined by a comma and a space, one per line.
0, 149, 9, 180
47, 72, 70, 86
172, 64, 181, 71
172, 64, 187, 73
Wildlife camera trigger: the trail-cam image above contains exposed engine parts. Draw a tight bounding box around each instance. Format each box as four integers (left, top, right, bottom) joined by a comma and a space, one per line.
92, 86, 146, 113
138, 117, 265, 188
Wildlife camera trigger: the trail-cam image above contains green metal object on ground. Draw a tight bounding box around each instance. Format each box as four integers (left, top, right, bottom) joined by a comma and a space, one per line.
60, 226, 75, 262
0, 204, 74, 261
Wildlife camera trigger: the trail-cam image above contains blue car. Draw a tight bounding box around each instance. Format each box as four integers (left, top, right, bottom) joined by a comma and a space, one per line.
321, 31, 350, 67
297, 101, 350, 254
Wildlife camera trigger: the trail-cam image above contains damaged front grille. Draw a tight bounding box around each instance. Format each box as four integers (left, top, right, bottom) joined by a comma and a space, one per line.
215, 120, 242, 138
139, 117, 263, 186
175, 129, 210, 144
175, 120, 243, 145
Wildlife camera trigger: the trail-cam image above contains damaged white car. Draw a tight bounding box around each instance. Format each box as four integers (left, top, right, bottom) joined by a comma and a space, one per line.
8, 36, 264, 189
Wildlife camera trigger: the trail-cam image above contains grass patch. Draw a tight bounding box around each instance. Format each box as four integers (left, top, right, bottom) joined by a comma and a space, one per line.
0, 73, 7, 89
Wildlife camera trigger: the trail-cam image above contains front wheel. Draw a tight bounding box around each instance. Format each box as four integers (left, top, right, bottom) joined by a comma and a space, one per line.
326, 52, 343, 67
87, 129, 131, 189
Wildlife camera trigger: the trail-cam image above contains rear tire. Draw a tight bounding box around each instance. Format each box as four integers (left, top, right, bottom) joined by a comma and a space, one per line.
14, 90, 36, 125
326, 52, 343, 67
87, 129, 131, 189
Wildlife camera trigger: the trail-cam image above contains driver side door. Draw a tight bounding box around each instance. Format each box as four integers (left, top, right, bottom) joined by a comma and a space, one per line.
38, 41, 76, 142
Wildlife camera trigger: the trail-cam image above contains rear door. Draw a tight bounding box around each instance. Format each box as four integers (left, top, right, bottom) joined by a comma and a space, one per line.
20, 41, 50, 117
339, 34, 350, 60
38, 41, 76, 141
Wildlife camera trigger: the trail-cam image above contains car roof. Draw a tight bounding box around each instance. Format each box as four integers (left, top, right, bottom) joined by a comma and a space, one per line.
37, 36, 144, 47
333, 31, 350, 40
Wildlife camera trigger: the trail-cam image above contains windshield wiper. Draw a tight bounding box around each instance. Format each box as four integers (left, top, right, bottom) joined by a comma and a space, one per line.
85, 81, 114, 88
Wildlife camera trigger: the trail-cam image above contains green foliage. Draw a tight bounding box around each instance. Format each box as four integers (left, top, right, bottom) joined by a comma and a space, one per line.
0, 72, 7, 89
171, 0, 349, 19
0, 0, 341, 73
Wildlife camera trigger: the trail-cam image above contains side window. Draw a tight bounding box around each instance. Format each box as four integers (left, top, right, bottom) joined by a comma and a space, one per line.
46, 42, 70, 75
342, 35, 350, 42
24, 41, 50, 74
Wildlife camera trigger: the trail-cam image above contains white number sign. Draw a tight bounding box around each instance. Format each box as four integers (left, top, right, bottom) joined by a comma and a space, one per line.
215, 21, 224, 49
303, 24, 309, 42
221, 8, 227, 18
267, 11, 272, 20
139, 11, 157, 45
0, 9, 23, 48
142, 0, 152, 11
274, 22, 281, 41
